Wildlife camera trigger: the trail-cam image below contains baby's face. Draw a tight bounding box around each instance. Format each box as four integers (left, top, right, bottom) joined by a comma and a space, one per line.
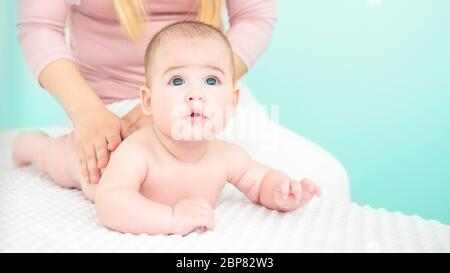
141, 36, 238, 141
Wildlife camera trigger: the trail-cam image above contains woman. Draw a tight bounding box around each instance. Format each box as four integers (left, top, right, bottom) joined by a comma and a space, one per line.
17, 0, 350, 201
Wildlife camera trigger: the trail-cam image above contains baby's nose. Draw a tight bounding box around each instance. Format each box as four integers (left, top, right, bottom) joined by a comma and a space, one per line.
187, 94, 203, 101
185, 89, 206, 103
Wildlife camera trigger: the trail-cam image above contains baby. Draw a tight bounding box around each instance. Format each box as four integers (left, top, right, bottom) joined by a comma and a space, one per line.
12, 21, 321, 236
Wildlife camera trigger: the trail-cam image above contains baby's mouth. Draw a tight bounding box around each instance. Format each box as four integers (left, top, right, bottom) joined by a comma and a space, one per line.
190, 112, 202, 118
186, 111, 208, 120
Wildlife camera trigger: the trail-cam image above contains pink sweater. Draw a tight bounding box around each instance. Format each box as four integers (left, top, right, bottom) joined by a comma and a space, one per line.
17, 0, 276, 103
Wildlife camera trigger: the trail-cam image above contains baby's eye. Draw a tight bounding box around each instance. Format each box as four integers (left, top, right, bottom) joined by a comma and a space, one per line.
170, 77, 184, 86
205, 76, 219, 86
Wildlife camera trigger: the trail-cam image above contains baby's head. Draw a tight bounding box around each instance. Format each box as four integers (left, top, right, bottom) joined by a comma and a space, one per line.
140, 21, 239, 141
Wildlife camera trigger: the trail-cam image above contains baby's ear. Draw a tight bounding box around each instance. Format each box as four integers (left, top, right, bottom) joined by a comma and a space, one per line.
139, 86, 152, 115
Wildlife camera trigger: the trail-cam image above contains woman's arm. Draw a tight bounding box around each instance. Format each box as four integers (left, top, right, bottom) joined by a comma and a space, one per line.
17, 0, 73, 81
17, 0, 105, 116
17, 0, 124, 183
39, 59, 105, 120
39, 60, 124, 184
226, 0, 277, 79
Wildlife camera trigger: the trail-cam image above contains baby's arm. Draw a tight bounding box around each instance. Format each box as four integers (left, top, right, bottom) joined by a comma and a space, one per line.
94, 139, 173, 235
225, 143, 321, 212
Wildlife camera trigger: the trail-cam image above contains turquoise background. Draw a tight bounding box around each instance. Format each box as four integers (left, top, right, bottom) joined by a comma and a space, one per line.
1, 1, 449, 224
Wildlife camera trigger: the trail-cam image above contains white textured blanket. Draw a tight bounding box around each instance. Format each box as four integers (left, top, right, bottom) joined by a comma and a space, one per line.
1, 130, 449, 252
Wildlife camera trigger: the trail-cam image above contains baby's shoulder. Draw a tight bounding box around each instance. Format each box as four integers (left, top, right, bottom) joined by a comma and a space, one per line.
210, 140, 252, 179
113, 126, 153, 157
211, 140, 250, 161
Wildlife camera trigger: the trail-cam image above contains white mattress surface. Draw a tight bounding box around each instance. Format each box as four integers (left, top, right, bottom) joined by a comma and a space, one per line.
1, 130, 449, 252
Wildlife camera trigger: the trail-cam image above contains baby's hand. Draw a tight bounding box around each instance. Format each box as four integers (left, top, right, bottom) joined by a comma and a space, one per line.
273, 178, 322, 212
171, 198, 215, 236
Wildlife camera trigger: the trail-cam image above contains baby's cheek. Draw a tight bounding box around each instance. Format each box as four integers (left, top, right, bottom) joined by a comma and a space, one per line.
151, 109, 173, 134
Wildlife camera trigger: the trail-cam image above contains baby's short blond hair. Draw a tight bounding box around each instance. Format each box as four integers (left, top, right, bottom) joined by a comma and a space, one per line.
144, 21, 234, 85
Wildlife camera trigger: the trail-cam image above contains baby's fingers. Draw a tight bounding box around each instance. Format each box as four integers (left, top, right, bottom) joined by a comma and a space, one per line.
300, 178, 322, 197
315, 185, 322, 197
194, 213, 215, 232
298, 191, 313, 208
291, 181, 302, 201
195, 199, 214, 212
278, 180, 290, 200
300, 178, 315, 192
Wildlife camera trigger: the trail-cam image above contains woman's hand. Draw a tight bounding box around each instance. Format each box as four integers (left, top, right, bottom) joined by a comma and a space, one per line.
72, 106, 124, 184
121, 104, 153, 135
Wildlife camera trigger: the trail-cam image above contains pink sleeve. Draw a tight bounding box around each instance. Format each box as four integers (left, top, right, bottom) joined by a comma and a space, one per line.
225, 0, 277, 69
17, 0, 74, 80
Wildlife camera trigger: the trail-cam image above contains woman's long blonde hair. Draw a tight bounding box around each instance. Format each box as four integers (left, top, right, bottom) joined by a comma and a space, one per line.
113, 0, 222, 40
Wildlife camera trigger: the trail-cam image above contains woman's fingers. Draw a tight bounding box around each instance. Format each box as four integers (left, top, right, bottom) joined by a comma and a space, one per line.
120, 120, 132, 139
85, 144, 100, 184
77, 148, 89, 183
94, 138, 109, 169
106, 132, 121, 151
129, 125, 139, 135
72, 107, 124, 183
